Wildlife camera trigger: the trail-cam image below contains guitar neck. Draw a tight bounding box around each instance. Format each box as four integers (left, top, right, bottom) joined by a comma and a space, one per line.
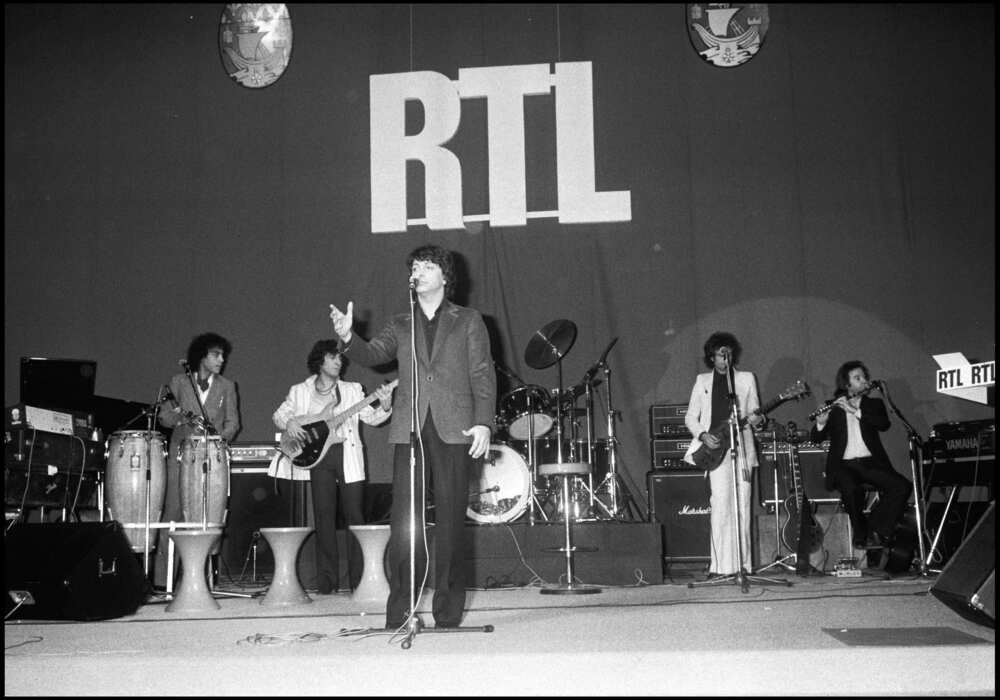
328, 380, 399, 430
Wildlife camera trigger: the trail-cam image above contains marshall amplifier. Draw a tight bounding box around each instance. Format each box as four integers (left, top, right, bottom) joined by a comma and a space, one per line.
651, 438, 693, 470
647, 470, 711, 561
649, 404, 691, 438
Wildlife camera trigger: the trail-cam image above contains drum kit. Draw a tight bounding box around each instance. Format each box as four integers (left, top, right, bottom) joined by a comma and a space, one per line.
467, 319, 641, 525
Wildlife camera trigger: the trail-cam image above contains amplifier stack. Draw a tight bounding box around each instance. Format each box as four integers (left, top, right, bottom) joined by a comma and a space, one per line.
648, 403, 693, 470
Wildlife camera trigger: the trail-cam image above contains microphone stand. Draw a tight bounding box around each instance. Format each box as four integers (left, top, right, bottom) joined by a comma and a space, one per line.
874, 381, 934, 577
691, 358, 790, 592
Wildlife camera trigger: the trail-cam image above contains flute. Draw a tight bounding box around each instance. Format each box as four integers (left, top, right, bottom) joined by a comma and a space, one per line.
807, 380, 880, 421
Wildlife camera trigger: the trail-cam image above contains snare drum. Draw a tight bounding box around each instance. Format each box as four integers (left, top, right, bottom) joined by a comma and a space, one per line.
179, 435, 230, 529
105, 431, 167, 552
467, 444, 531, 524
498, 385, 554, 440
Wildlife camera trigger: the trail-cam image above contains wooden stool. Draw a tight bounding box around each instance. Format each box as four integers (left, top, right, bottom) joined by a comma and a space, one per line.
259, 527, 313, 607
537, 462, 600, 595
349, 525, 391, 604
166, 527, 223, 612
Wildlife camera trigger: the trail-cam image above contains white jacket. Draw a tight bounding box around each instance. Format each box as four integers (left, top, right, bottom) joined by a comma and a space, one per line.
682, 369, 760, 468
267, 375, 391, 482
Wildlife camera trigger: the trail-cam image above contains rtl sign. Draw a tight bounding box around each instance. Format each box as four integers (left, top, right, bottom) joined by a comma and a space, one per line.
370, 61, 631, 233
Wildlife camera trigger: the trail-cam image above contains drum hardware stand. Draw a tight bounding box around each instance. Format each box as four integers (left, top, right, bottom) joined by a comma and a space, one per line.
690, 351, 790, 592
876, 381, 936, 577
587, 338, 640, 522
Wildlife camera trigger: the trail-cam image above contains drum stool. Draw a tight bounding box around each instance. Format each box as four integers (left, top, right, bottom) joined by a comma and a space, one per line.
166, 526, 224, 612
259, 527, 314, 606
537, 462, 601, 595
349, 525, 391, 605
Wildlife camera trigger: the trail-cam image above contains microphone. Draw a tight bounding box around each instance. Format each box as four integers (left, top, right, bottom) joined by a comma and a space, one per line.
178, 359, 190, 370
868, 379, 882, 389
159, 388, 176, 404
408, 276, 418, 289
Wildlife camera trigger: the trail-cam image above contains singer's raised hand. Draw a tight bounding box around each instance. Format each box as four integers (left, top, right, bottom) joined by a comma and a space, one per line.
329, 301, 353, 342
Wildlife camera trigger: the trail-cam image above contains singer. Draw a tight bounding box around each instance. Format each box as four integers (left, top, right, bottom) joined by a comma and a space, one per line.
329, 245, 496, 629
809, 361, 911, 556
682, 332, 763, 579
154, 332, 241, 588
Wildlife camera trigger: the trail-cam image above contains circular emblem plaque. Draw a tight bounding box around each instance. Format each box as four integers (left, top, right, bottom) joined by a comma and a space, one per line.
687, 4, 769, 68
219, 4, 293, 88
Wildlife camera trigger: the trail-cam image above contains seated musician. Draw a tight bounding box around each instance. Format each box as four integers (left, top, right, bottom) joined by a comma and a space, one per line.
810, 361, 911, 557
267, 340, 394, 594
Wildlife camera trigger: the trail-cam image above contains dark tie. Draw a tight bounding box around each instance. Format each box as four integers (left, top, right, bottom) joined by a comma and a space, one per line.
198, 377, 209, 392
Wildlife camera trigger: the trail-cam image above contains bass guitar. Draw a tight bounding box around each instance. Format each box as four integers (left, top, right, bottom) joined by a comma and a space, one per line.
690, 380, 811, 471
276, 379, 398, 469
778, 440, 823, 571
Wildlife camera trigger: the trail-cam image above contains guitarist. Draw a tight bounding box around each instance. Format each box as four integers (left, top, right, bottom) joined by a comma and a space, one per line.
267, 341, 394, 594
809, 361, 911, 564
682, 332, 764, 579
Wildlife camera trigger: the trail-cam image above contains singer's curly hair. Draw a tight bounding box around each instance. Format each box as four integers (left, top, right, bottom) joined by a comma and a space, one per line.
186, 332, 232, 370
406, 245, 455, 299
306, 339, 346, 376
702, 331, 742, 369
834, 360, 870, 397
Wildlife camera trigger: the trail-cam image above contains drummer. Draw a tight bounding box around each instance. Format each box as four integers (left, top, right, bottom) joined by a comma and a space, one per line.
155, 332, 241, 589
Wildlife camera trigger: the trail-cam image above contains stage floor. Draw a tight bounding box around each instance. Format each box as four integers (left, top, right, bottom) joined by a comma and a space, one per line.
5, 562, 994, 696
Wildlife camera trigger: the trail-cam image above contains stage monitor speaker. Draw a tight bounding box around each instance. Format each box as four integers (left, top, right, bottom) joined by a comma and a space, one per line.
647, 470, 710, 561
931, 501, 995, 627
5, 521, 145, 620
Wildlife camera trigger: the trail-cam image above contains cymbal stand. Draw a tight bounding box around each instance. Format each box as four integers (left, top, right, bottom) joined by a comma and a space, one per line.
755, 436, 796, 573
690, 356, 790, 592
592, 360, 639, 521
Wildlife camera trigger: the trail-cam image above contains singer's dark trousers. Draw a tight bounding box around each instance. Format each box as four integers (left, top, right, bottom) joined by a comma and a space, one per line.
836, 457, 912, 544
386, 412, 473, 627
311, 444, 364, 592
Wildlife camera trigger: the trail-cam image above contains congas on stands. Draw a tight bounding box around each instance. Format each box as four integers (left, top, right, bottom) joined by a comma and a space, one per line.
179, 435, 230, 549
105, 431, 167, 552
467, 444, 531, 524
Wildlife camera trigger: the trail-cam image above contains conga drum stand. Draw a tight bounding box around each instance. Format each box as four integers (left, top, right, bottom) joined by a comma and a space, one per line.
349, 524, 391, 604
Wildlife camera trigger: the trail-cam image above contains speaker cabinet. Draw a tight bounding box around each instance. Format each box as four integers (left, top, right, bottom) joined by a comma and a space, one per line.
221, 469, 312, 578
755, 504, 853, 572
647, 470, 711, 561
757, 443, 840, 508
5, 521, 145, 620
931, 502, 995, 626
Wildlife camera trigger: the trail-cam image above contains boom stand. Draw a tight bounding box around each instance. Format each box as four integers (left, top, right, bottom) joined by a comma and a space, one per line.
689, 361, 790, 592
877, 382, 935, 577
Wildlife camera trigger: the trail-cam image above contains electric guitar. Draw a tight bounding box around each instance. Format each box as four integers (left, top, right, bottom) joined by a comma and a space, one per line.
779, 440, 823, 569
276, 380, 398, 469
690, 380, 811, 471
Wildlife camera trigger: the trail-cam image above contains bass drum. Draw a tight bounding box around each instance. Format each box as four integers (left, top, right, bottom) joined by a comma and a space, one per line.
467, 444, 531, 524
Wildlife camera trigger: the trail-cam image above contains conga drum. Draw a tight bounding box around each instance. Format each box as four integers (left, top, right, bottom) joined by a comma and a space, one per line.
105, 431, 167, 552
179, 435, 230, 553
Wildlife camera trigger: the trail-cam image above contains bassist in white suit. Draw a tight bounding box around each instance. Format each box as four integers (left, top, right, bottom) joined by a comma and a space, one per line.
268, 340, 394, 594
683, 332, 763, 578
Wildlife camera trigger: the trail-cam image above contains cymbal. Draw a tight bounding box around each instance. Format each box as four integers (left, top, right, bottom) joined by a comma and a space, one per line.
524, 319, 577, 370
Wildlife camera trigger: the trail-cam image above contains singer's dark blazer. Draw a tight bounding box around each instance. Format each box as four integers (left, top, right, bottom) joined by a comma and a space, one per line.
159, 372, 240, 461
343, 299, 496, 445
810, 395, 893, 491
